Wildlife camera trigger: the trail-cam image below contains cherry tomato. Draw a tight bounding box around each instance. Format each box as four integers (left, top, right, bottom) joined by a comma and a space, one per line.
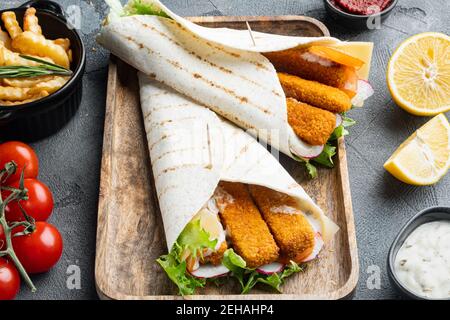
5, 179, 54, 222
0, 141, 39, 185
0, 224, 5, 250
0, 258, 20, 300
12, 222, 63, 274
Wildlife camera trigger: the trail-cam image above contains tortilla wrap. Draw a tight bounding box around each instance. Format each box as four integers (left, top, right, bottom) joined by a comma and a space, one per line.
98, 0, 373, 160
138, 73, 339, 250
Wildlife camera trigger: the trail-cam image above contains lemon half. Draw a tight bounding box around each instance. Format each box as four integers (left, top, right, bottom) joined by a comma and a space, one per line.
384, 114, 450, 185
387, 32, 450, 116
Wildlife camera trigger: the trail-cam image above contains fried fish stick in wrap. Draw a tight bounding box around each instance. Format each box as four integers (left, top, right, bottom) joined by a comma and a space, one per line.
214, 182, 279, 268
248, 185, 316, 264
279, 73, 352, 113
201, 241, 228, 265
264, 48, 358, 98
286, 98, 336, 146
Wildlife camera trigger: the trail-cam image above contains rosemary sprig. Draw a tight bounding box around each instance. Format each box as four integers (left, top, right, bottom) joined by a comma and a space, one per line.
0, 55, 72, 78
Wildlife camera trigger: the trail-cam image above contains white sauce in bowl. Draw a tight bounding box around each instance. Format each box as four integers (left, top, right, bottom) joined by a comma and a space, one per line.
394, 220, 450, 299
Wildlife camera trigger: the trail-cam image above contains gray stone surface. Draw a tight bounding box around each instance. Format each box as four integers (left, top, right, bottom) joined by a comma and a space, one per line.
1, 0, 448, 300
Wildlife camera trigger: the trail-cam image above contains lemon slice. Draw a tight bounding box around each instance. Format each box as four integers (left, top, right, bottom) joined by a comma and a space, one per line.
387, 32, 450, 116
384, 114, 450, 185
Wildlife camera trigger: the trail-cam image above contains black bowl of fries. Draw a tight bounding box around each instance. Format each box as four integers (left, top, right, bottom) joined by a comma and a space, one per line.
0, 0, 85, 141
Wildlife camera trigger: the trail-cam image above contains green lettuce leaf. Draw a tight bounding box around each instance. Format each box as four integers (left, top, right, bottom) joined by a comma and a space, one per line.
304, 161, 318, 179
222, 249, 247, 287
329, 115, 356, 141
156, 218, 217, 295
123, 0, 170, 18
306, 115, 355, 173
222, 249, 304, 294
177, 219, 217, 259
157, 253, 205, 295
312, 143, 336, 168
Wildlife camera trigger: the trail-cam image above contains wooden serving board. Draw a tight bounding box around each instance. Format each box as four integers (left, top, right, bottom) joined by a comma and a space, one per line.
95, 16, 358, 300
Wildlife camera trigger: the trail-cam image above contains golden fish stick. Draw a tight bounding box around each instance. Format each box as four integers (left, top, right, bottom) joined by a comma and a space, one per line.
1, 12, 22, 39
29, 76, 69, 95
214, 182, 279, 268
0, 86, 32, 101
248, 185, 316, 264
3, 76, 54, 88
264, 48, 358, 98
12, 31, 70, 68
279, 73, 352, 113
286, 98, 336, 146
0, 90, 49, 106
23, 7, 42, 35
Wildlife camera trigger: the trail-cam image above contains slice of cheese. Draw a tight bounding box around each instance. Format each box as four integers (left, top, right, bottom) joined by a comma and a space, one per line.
331, 42, 374, 80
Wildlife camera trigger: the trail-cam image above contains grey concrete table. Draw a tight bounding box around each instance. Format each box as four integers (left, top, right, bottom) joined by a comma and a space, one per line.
2, 0, 448, 300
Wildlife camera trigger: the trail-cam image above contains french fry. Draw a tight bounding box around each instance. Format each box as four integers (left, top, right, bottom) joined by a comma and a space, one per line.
1, 12, 22, 39
0, 42, 39, 66
2, 76, 54, 88
12, 31, 70, 68
53, 38, 71, 51
67, 49, 73, 63
29, 76, 69, 95
0, 90, 49, 106
0, 26, 12, 50
23, 7, 42, 35
0, 86, 32, 101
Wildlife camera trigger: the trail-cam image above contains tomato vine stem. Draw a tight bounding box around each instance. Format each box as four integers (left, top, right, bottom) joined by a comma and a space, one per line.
0, 162, 37, 292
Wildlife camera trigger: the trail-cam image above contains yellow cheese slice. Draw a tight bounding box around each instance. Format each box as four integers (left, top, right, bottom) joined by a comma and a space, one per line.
331, 42, 374, 80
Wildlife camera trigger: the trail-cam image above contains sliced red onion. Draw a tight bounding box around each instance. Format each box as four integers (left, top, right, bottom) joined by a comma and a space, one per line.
335, 113, 343, 128
302, 233, 324, 262
352, 79, 374, 107
190, 264, 229, 279
256, 262, 284, 275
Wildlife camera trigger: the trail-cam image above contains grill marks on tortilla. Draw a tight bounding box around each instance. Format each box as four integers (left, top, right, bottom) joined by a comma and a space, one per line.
150, 115, 197, 128
174, 20, 271, 72
155, 163, 207, 182
152, 146, 208, 167
157, 184, 178, 201
127, 18, 274, 115
144, 103, 191, 121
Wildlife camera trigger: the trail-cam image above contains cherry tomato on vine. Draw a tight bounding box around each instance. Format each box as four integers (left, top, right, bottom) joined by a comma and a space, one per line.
5, 179, 54, 222
12, 222, 63, 274
0, 224, 5, 250
0, 141, 39, 185
0, 257, 20, 300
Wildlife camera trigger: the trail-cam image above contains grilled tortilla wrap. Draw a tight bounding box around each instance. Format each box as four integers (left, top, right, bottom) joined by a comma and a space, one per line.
138, 73, 338, 253
98, 0, 373, 161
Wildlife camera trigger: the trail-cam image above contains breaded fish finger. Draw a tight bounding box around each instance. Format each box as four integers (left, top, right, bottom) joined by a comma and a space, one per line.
214, 182, 279, 268
248, 185, 315, 264
287, 98, 336, 146
279, 73, 352, 113
264, 48, 358, 98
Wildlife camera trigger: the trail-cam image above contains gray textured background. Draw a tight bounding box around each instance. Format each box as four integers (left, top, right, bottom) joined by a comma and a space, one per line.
2, 0, 448, 300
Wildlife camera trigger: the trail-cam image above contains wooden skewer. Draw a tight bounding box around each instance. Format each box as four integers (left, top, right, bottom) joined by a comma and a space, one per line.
246, 21, 256, 46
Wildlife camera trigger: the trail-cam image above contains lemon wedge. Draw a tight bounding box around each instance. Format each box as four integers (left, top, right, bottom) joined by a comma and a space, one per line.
384, 114, 450, 185
387, 32, 450, 116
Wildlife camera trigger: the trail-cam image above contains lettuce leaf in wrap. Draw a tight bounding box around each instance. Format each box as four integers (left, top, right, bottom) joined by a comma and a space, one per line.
157, 219, 217, 295
222, 249, 304, 294
307, 114, 356, 174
